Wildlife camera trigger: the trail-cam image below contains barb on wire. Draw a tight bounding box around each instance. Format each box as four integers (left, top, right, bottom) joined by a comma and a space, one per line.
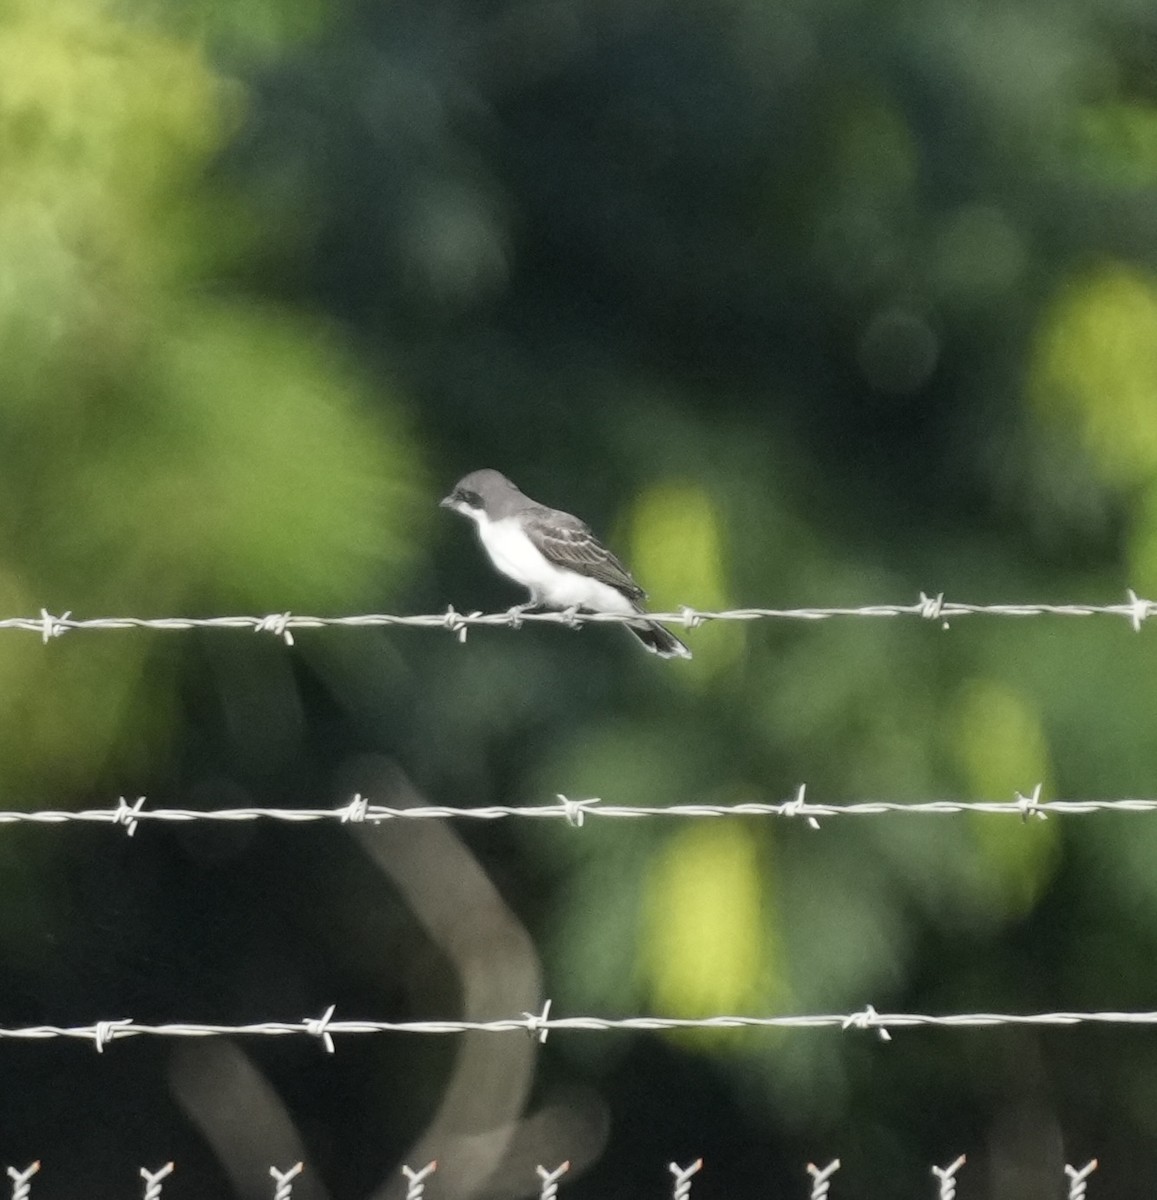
842, 1003, 891, 1041
402, 1161, 437, 1200
269, 1164, 304, 1200
669, 1160, 702, 1200
139, 1164, 174, 1200
524, 999, 552, 1044
807, 1160, 840, 1200
18, 787, 1157, 833
14, 1004, 1157, 1050
1066, 1160, 1098, 1200
306, 1004, 337, 1053
4, 592, 1157, 643
537, 1163, 569, 1200
6, 1163, 38, 1200
932, 1155, 965, 1200
0, 1157, 1116, 1195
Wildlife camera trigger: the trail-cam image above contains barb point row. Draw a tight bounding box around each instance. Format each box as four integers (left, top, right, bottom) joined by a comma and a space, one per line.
12, 590, 1157, 645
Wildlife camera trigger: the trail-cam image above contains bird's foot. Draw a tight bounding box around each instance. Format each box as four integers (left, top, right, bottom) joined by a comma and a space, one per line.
505, 600, 543, 628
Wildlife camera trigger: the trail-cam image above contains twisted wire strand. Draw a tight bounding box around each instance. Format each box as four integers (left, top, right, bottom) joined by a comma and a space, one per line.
11, 591, 1157, 645
13, 1005, 1157, 1053
3, 786, 1155, 833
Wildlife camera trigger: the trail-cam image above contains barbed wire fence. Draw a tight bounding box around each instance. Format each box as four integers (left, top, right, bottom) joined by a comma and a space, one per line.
13, 1000, 1157, 1052
3, 595, 1149, 1191
0, 1155, 1106, 1200
11, 590, 1157, 644
9, 783, 1157, 835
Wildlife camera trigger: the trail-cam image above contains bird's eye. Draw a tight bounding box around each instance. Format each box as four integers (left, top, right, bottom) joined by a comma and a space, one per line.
461, 490, 482, 506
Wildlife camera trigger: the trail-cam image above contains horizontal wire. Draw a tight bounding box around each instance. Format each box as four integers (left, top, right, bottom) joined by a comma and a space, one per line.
0, 1156, 1105, 1200
0, 786, 1148, 833
11, 1003, 1157, 1052
9, 590, 1157, 643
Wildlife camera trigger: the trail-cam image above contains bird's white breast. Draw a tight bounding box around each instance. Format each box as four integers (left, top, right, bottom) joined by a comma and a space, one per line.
476, 515, 635, 613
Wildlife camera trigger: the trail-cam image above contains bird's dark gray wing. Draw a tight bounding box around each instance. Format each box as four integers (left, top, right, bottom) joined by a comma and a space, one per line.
523, 508, 646, 601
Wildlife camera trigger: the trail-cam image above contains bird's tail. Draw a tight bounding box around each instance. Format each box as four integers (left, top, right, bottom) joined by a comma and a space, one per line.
626, 618, 692, 659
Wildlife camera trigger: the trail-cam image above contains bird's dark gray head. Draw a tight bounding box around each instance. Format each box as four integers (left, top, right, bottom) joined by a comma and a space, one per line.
439, 469, 526, 521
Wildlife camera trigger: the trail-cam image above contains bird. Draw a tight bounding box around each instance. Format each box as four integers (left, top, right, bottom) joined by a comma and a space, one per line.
440, 469, 692, 659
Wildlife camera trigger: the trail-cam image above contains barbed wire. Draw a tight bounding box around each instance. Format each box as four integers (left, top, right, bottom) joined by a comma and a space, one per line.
930, 1156, 965, 1200
809, 1158, 1094, 1200
6, 785, 1157, 835
12, 1001, 1157, 1052
0, 1156, 1103, 1199
11, 590, 1157, 644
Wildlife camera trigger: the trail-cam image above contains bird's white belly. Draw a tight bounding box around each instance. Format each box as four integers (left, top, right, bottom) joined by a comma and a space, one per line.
478, 518, 635, 613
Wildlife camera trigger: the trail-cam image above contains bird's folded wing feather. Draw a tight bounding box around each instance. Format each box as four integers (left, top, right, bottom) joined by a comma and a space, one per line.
524, 510, 646, 600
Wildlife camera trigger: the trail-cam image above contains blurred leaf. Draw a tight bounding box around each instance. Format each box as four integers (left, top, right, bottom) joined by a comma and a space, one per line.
0, 0, 424, 793
952, 678, 1060, 914
161, 0, 326, 54
0, 1, 235, 229
641, 821, 778, 1016
1128, 482, 1157, 594
63, 302, 422, 610
833, 95, 918, 204
628, 480, 728, 609
1075, 103, 1157, 187
532, 719, 728, 1012
1031, 263, 1157, 488
628, 479, 741, 677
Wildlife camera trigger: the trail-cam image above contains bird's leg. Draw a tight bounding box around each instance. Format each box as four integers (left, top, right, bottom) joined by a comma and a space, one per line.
506, 592, 544, 624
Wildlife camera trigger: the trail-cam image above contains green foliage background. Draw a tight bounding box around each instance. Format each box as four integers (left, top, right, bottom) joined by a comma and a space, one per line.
1, 0, 1157, 1196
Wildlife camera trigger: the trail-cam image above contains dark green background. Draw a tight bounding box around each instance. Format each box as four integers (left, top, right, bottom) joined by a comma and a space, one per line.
1, 0, 1157, 1195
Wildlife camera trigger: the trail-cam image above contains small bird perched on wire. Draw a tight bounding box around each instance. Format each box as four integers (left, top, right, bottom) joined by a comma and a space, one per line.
440, 468, 692, 659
